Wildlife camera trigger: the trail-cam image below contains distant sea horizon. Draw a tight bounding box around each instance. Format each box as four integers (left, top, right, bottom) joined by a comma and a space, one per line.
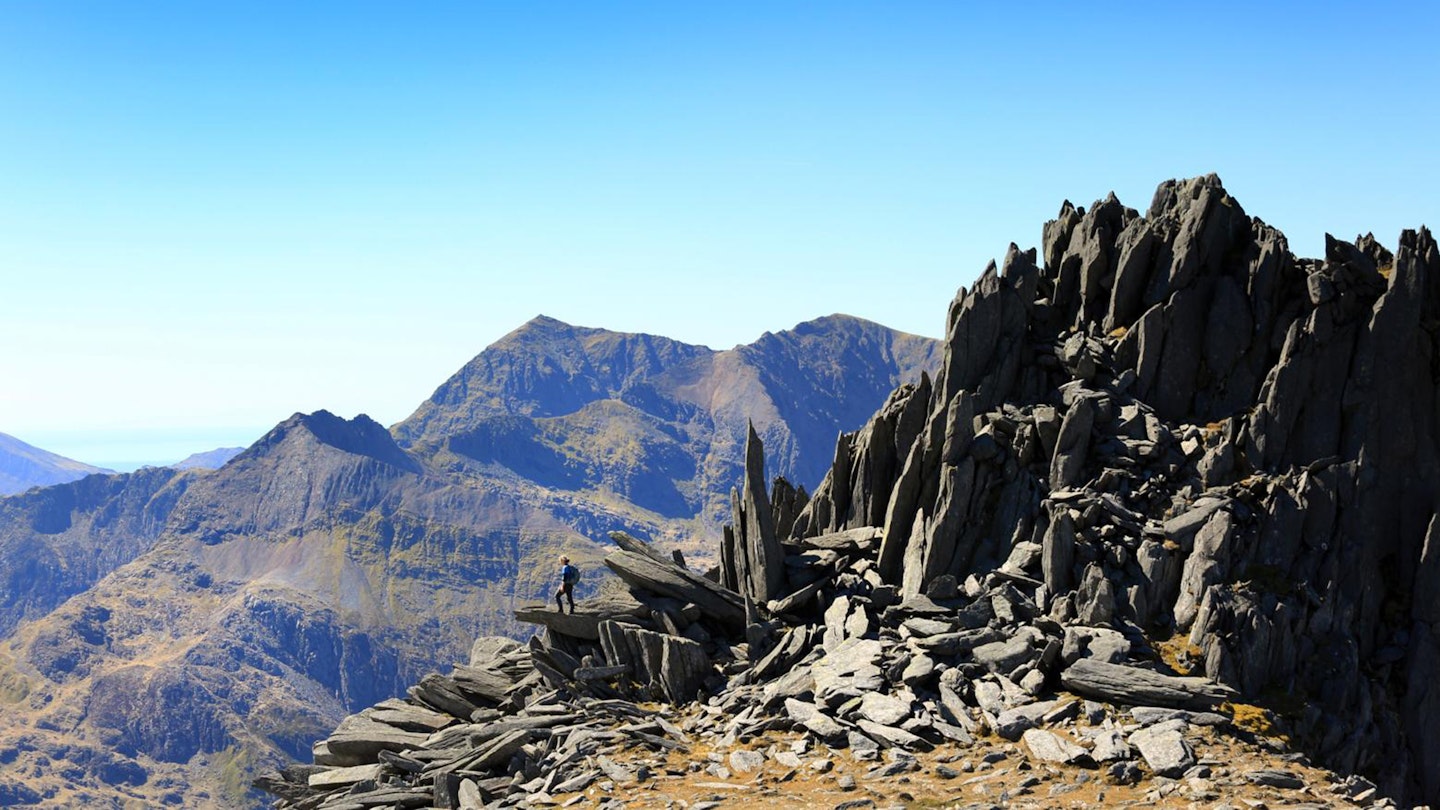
12, 427, 264, 473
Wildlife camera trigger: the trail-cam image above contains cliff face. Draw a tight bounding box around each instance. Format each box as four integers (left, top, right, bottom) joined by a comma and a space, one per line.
776, 175, 1440, 802
0, 465, 187, 636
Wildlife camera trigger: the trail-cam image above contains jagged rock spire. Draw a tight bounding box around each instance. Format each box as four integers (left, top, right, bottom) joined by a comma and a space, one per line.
722, 421, 784, 604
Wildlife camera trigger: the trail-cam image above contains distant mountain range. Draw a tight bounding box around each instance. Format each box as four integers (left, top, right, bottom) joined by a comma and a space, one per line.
0, 313, 938, 807
0, 432, 112, 495
171, 446, 246, 470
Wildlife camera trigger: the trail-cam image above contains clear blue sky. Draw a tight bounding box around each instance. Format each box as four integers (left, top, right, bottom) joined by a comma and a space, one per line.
2, 2, 1436, 469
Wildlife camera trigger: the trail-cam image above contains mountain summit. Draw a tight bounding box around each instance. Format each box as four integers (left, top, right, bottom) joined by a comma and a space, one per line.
395, 313, 939, 523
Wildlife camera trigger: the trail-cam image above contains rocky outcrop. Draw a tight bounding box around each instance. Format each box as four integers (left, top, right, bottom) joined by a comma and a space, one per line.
268, 175, 1439, 809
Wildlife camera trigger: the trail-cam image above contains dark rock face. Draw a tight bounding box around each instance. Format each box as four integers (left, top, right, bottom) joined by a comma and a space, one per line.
0, 465, 185, 637
766, 175, 1440, 804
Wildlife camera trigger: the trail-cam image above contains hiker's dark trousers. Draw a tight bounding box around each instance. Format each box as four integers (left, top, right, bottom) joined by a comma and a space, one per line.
556, 582, 575, 613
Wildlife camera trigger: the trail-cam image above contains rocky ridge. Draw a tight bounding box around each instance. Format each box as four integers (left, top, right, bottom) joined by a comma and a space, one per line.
266, 175, 1440, 808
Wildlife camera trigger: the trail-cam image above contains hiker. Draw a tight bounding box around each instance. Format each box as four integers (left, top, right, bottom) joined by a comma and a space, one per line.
555, 555, 578, 614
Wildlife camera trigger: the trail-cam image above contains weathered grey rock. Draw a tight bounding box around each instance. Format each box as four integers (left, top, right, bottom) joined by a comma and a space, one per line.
1049, 395, 1095, 488
598, 620, 711, 704
1060, 658, 1236, 709
468, 636, 524, 668
1244, 769, 1304, 789
1090, 727, 1131, 762
1074, 562, 1115, 626
1129, 707, 1228, 727
457, 778, 484, 809
1173, 509, 1233, 629
913, 626, 1002, 657
856, 719, 928, 750
823, 595, 856, 653
606, 533, 745, 625
857, 692, 911, 726
900, 652, 935, 686
1022, 729, 1092, 765
1128, 719, 1194, 778
513, 591, 650, 641
408, 675, 484, 721
729, 749, 765, 773
992, 699, 1064, 741
1061, 626, 1130, 665
727, 422, 786, 604
365, 703, 456, 734
802, 527, 882, 552
972, 632, 1040, 676
1040, 509, 1076, 601
785, 698, 846, 741
308, 763, 382, 789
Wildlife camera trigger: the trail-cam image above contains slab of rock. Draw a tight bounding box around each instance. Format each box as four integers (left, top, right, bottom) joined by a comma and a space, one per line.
365, 704, 456, 734
1130, 706, 1228, 727
606, 533, 746, 625
408, 674, 485, 720
1090, 727, 1131, 762
513, 591, 650, 641
598, 620, 711, 704
1059, 658, 1236, 709
802, 527, 882, 552
813, 638, 886, 705
1244, 769, 1304, 789
1128, 719, 1194, 778
785, 698, 847, 742
469, 636, 524, 668
858, 692, 912, 726
308, 763, 382, 789
1022, 729, 1092, 765
992, 699, 1064, 741
1061, 626, 1131, 665
729, 750, 765, 773
856, 719, 928, 750
972, 635, 1040, 676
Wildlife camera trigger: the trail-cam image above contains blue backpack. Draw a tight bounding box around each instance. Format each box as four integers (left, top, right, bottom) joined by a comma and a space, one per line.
562, 564, 580, 585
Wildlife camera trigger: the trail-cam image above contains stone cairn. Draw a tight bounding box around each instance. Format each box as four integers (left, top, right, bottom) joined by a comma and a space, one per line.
259, 176, 1440, 808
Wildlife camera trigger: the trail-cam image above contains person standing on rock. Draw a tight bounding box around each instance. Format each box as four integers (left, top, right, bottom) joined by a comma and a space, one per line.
555, 555, 578, 614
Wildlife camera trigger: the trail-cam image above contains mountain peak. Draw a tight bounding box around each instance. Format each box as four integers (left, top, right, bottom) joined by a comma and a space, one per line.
241, 410, 419, 472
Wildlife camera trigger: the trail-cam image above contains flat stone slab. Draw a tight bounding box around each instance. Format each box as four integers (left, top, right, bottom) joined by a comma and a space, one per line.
857, 692, 911, 726
309, 763, 382, 789
992, 699, 1064, 741
1130, 706, 1229, 727
800, 527, 882, 552
1022, 729, 1092, 765
1128, 719, 1194, 778
729, 750, 765, 773
1245, 769, 1305, 789
1060, 658, 1236, 709
785, 698, 846, 741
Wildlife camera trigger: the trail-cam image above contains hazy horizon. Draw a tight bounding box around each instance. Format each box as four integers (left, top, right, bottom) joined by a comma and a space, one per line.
4, 2, 1437, 466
